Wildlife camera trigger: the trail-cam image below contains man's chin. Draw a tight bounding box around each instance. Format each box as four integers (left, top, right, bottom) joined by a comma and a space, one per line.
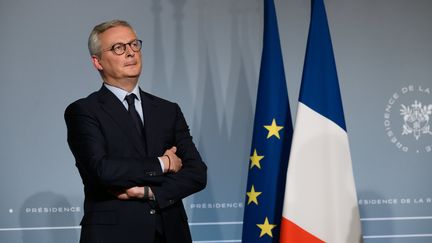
124, 71, 141, 79
124, 76, 140, 81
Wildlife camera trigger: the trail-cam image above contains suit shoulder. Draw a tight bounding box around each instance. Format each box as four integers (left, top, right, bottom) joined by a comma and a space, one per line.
141, 91, 178, 108
65, 91, 99, 114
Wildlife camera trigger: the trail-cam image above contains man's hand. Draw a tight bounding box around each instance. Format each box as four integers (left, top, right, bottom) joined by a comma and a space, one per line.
114, 191, 130, 200
160, 146, 183, 173
109, 187, 142, 200
110, 186, 155, 200
125, 186, 144, 198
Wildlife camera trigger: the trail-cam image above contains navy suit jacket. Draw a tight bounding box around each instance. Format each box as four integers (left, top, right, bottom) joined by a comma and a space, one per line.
65, 85, 207, 243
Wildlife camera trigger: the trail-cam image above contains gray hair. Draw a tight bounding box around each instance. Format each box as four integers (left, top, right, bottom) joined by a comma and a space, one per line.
88, 19, 134, 57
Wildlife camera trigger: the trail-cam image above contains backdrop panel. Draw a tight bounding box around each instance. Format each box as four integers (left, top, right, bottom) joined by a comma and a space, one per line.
0, 0, 431, 242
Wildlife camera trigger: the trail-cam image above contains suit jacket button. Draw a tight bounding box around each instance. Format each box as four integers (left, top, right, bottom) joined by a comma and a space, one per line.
146, 172, 156, 176
150, 209, 156, 215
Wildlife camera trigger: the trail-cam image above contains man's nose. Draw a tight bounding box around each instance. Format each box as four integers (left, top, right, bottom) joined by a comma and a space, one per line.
125, 44, 135, 56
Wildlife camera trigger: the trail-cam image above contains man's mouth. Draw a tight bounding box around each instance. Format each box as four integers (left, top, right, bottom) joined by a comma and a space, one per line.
124, 61, 137, 66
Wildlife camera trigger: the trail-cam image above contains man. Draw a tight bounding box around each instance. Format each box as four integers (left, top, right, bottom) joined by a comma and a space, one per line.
65, 19, 207, 243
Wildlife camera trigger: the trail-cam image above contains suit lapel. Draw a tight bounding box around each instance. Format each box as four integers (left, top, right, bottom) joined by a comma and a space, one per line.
140, 89, 158, 156
97, 86, 148, 158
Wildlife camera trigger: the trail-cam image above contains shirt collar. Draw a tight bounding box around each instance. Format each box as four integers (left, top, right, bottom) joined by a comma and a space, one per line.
104, 83, 141, 102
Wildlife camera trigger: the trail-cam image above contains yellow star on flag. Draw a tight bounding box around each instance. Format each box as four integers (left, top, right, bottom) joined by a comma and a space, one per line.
256, 217, 277, 238
264, 118, 284, 139
246, 185, 262, 205
250, 149, 264, 169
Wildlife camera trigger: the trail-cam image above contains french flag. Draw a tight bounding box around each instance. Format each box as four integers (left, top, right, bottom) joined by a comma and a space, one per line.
280, 0, 362, 242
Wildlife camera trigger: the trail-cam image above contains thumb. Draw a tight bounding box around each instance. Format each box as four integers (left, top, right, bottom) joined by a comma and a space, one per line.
170, 146, 177, 153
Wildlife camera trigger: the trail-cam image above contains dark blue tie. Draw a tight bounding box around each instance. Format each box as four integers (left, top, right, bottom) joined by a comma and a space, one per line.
125, 94, 144, 136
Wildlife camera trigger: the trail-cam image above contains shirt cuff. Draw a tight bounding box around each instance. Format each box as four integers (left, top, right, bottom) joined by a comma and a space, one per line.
157, 157, 165, 172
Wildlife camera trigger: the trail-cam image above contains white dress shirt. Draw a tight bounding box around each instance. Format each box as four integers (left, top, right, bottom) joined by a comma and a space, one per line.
104, 83, 164, 172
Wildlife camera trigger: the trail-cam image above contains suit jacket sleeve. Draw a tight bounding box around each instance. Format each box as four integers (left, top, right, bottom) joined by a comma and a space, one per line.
65, 100, 164, 190
151, 104, 207, 209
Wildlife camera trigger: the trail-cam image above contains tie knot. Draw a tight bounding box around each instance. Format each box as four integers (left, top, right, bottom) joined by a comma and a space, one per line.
125, 93, 137, 106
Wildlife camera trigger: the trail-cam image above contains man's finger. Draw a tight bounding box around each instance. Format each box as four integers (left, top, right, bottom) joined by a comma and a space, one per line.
170, 146, 177, 153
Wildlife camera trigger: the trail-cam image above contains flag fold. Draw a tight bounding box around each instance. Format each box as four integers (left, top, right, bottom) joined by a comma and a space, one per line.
280, 0, 362, 242
242, 0, 293, 242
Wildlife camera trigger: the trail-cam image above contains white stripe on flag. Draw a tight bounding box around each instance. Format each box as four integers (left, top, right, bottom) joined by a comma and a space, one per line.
282, 103, 362, 242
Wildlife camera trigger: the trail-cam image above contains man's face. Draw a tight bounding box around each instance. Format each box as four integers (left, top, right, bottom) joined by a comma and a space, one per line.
94, 26, 142, 85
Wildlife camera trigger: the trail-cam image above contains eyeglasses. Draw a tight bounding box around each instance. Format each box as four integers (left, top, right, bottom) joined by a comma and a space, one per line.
104, 39, 142, 55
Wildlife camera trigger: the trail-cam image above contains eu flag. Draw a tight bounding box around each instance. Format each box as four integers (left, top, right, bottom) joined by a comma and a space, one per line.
242, 0, 293, 242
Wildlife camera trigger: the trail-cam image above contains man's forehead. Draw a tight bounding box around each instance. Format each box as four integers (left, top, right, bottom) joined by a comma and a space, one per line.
100, 26, 137, 44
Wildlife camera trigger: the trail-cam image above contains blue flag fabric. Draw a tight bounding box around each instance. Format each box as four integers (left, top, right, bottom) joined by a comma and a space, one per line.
299, 0, 346, 130
241, 0, 293, 242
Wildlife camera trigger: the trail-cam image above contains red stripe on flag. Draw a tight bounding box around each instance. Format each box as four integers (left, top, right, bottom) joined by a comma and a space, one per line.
280, 217, 325, 243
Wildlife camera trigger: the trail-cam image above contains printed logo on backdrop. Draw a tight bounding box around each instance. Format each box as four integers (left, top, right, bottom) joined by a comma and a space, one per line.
384, 84, 432, 153
23, 206, 81, 214
189, 202, 244, 210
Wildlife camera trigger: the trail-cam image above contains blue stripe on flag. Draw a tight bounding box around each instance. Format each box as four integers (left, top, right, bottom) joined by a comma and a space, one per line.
298, 0, 346, 131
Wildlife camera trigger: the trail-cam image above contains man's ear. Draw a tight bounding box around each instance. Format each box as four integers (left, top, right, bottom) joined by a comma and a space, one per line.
91, 55, 103, 71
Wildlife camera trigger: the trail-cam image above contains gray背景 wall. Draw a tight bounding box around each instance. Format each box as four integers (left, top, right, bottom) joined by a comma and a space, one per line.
0, 0, 431, 242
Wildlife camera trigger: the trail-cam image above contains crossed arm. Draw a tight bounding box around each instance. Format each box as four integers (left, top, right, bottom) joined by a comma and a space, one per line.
113, 146, 183, 200
65, 100, 206, 208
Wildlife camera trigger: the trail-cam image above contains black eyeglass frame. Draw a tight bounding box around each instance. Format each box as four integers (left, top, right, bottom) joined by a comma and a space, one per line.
103, 39, 143, 55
